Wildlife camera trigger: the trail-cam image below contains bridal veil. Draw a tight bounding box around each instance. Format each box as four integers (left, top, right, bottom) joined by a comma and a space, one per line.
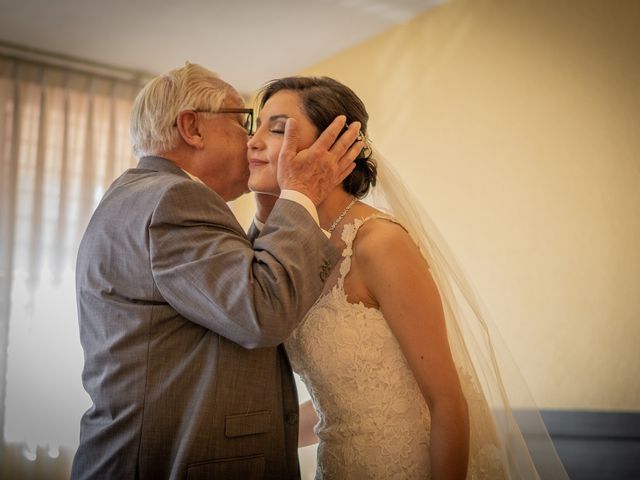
365, 147, 569, 479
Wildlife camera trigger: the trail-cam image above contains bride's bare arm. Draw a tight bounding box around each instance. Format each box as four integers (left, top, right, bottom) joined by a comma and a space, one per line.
298, 399, 320, 447
354, 220, 470, 480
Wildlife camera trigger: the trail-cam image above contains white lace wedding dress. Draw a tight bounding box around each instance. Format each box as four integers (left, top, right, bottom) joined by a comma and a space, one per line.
285, 215, 508, 479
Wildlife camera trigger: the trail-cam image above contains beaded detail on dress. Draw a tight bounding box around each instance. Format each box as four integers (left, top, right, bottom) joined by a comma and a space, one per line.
285, 215, 506, 479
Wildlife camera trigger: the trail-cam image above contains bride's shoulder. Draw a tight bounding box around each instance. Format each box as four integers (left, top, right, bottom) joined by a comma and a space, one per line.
351, 213, 415, 260
350, 218, 423, 287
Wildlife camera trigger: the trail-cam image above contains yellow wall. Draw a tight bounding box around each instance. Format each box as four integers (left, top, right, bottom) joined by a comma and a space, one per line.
299, 0, 640, 411
236, 0, 640, 410
234, 0, 640, 410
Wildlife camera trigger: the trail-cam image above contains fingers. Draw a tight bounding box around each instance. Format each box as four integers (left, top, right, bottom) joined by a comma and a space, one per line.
312, 115, 347, 151
279, 117, 299, 163
333, 138, 363, 185
277, 114, 366, 204
311, 116, 362, 161
311, 117, 363, 180
334, 159, 357, 186
329, 121, 361, 158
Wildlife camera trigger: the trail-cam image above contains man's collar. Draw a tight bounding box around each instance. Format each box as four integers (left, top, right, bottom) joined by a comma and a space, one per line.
180, 168, 205, 185
137, 156, 204, 184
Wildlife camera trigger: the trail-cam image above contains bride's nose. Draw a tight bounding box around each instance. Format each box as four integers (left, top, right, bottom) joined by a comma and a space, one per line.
246, 131, 258, 149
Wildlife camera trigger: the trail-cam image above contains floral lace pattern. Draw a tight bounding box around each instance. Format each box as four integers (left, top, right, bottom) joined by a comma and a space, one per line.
286, 215, 507, 479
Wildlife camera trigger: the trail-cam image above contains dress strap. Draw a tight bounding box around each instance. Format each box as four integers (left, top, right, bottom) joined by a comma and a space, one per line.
336, 214, 403, 289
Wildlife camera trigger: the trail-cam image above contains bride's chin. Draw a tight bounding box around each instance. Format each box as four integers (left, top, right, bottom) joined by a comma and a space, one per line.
247, 178, 259, 191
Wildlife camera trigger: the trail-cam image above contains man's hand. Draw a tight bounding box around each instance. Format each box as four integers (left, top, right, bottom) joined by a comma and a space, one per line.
254, 192, 278, 223
277, 116, 363, 206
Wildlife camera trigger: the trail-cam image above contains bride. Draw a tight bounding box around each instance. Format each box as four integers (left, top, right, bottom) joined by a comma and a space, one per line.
247, 76, 567, 479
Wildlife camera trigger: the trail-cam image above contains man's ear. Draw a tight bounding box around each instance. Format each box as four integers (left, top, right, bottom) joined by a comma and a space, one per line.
176, 110, 204, 148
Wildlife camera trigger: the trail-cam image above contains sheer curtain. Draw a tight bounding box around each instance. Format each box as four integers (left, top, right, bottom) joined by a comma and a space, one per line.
0, 53, 143, 479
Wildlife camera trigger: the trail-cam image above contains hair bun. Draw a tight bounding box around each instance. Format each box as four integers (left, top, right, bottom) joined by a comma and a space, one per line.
344, 154, 377, 198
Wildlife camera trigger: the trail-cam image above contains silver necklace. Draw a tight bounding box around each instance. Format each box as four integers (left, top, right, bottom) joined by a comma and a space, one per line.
328, 197, 358, 234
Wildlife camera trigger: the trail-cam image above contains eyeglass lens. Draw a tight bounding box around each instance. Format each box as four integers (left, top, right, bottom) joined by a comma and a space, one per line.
243, 112, 253, 135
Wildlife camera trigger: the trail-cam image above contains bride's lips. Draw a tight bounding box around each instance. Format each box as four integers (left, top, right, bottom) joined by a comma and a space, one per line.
248, 158, 268, 168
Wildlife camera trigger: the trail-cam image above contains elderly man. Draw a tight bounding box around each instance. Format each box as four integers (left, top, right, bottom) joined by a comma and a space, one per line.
71, 62, 362, 480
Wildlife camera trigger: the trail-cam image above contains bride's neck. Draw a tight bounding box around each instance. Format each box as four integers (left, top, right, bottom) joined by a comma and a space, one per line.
317, 189, 355, 232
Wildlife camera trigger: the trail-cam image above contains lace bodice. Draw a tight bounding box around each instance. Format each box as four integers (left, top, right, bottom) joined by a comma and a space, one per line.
285, 215, 507, 479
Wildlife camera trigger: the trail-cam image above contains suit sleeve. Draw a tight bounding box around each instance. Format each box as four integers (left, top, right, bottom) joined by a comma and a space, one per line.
149, 180, 339, 348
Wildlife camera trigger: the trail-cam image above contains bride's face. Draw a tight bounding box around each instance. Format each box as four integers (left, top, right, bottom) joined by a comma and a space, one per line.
247, 90, 319, 195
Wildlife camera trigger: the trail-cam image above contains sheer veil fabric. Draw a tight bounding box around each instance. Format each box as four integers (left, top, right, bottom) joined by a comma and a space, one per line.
363, 147, 569, 479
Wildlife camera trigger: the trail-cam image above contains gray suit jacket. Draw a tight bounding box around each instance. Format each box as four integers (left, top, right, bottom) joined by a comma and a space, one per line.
71, 156, 339, 480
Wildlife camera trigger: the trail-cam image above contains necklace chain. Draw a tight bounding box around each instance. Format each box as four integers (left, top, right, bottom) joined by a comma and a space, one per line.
328, 197, 357, 234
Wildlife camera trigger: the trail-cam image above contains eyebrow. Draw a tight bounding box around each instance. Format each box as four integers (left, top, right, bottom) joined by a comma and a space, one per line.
256, 114, 289, 127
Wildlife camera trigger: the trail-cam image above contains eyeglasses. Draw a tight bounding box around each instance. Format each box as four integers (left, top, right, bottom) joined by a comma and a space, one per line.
175, 108, 254, 135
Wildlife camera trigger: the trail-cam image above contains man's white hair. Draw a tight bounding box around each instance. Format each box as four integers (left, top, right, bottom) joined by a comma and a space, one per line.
131, 62, 235, 158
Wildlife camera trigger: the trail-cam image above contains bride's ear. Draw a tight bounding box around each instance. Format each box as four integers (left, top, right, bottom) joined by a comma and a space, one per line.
176, 110, 204, 149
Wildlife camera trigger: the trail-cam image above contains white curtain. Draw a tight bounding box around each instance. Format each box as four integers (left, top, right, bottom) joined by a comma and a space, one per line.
0, 55, 141, 479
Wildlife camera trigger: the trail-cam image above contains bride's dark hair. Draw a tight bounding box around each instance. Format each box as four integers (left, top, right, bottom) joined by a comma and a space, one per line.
258, 76, 377, 198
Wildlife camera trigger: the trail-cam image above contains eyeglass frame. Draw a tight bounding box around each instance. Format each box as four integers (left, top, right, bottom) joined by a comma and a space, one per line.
173, 108, 254, 135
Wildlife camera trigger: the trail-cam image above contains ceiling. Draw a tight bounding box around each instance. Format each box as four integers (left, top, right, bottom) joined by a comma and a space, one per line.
0, 0, 442, 95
